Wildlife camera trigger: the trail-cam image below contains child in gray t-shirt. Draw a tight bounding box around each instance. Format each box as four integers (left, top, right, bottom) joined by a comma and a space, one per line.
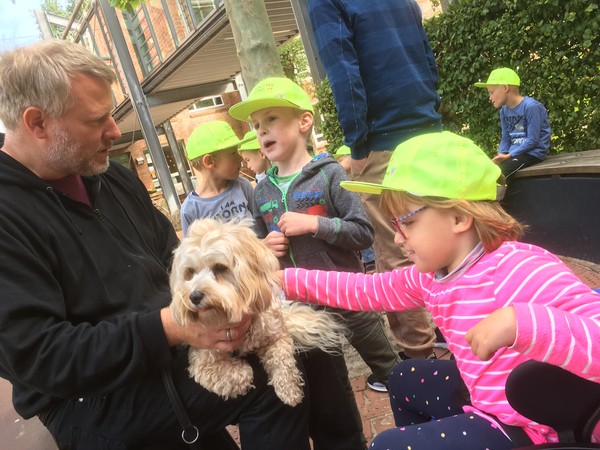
180, 121, 256, 236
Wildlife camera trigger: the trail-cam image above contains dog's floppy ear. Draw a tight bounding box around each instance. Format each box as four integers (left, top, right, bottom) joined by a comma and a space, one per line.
228, 221, 281, 313
169, 241, 194, 326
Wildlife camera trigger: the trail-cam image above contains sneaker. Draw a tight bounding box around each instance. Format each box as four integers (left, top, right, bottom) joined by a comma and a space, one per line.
398, 351, 437, 361
366, 373, 388, 392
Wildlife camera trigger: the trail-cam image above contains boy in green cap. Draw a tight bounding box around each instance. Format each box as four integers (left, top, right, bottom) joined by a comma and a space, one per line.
333, 144, 352, 174
238, 129, 271, 183
230, 77, 400, 405
180, 120, 256, 236
475, 67, 551, 178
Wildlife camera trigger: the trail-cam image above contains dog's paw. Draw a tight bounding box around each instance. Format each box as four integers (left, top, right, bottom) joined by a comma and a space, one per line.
275, 383, 304, 407
192, 360, 255, 399
270, 363, 305, 406
224, 362, 255, 397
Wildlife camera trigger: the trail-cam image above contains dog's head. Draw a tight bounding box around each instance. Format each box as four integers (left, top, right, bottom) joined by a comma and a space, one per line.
170, 218, 281, 327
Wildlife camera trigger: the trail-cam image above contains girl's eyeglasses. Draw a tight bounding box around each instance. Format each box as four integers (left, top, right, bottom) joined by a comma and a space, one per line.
390, 206, 427, 240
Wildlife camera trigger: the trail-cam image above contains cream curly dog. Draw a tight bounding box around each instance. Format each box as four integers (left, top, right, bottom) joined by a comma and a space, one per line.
170, 218, 345, 406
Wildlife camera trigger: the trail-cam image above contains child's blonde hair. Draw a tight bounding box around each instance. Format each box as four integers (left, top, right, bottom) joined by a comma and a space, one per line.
380, 191, 524, 253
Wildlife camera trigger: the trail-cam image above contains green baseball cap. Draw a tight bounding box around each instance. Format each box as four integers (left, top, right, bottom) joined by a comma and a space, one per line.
186, 121, 254, 160
474, 67, 520, 87
229, 77, 314, 121
333, 145, 351, 159
340, 132, 502, 201
239, 130, 260, 151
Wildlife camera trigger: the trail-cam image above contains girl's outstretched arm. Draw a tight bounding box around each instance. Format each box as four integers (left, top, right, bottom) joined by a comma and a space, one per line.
282, 266, 425, 312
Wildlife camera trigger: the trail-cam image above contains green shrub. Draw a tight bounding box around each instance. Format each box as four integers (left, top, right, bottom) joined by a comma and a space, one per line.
314, 79, 344, 153
109, 0, 144, 13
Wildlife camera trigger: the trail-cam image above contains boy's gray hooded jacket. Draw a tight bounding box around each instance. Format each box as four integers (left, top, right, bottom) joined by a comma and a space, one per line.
253, 153, 374, 271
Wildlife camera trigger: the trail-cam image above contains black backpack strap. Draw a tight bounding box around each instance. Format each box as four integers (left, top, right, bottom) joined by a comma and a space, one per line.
583, 403, 600, 442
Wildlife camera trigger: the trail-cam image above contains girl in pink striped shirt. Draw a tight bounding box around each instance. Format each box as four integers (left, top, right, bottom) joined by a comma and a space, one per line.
282, 132, 600, 449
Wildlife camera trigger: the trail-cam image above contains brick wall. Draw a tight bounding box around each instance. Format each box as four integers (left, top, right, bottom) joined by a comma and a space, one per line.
107, 0, 439, 192
116, 90, 249, 191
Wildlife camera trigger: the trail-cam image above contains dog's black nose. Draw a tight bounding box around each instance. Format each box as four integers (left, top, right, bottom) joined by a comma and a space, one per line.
189, 291, 205, 306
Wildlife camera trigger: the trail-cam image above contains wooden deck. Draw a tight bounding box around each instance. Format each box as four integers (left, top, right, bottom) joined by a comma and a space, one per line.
503, 149, 600, 265
512, 149, 600, 178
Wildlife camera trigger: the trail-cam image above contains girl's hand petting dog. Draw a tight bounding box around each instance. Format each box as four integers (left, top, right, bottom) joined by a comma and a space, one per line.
161, 308, 251, 352
465, 306, 517, 360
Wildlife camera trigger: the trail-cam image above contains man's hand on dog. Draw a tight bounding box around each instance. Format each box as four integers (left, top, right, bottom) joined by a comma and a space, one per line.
161, 308, 251, 351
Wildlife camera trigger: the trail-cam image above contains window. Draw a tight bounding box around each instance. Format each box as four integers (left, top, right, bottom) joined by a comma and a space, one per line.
189, 0, 220, 24
188, 95, 224, 111
176, 0, 221, 32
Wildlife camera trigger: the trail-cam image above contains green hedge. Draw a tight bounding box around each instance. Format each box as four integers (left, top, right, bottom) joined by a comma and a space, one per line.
314, 79, 344, 153
425, 0, 599, 155
316, 1, 599, 156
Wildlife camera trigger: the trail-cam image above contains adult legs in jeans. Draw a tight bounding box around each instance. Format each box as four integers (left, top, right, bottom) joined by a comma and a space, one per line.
351, 150, 435, 358
41, 348, 362, 449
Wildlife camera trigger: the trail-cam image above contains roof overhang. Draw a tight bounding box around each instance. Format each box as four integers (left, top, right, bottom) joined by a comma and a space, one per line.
113, 1, 300, 138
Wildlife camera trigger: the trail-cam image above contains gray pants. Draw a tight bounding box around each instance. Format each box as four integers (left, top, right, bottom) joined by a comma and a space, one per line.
321, 307, 399, 383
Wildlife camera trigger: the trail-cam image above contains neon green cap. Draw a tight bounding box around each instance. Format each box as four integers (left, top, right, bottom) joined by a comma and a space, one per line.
341, 132, 502, 201
474, 67, 520, 87
185, 121, 254, 160
229, 77, 314, 120
333, 145, 351, 159
239, 130, 260, 151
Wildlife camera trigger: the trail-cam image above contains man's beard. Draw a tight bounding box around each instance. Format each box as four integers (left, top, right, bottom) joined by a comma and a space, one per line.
46, 128, 110, 177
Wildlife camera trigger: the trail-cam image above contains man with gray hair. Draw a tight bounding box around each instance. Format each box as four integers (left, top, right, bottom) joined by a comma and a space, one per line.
0, 40, 363, 449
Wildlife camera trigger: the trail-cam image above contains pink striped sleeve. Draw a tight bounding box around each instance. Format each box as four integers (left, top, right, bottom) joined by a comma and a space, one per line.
513, 299, 600, 379
492, 245, 600, 380
282, 267, 426, 311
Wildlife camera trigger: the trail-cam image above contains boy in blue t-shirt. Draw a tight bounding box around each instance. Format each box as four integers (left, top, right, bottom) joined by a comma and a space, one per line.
475, 67, 551, 178
180, 121, 255, 236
